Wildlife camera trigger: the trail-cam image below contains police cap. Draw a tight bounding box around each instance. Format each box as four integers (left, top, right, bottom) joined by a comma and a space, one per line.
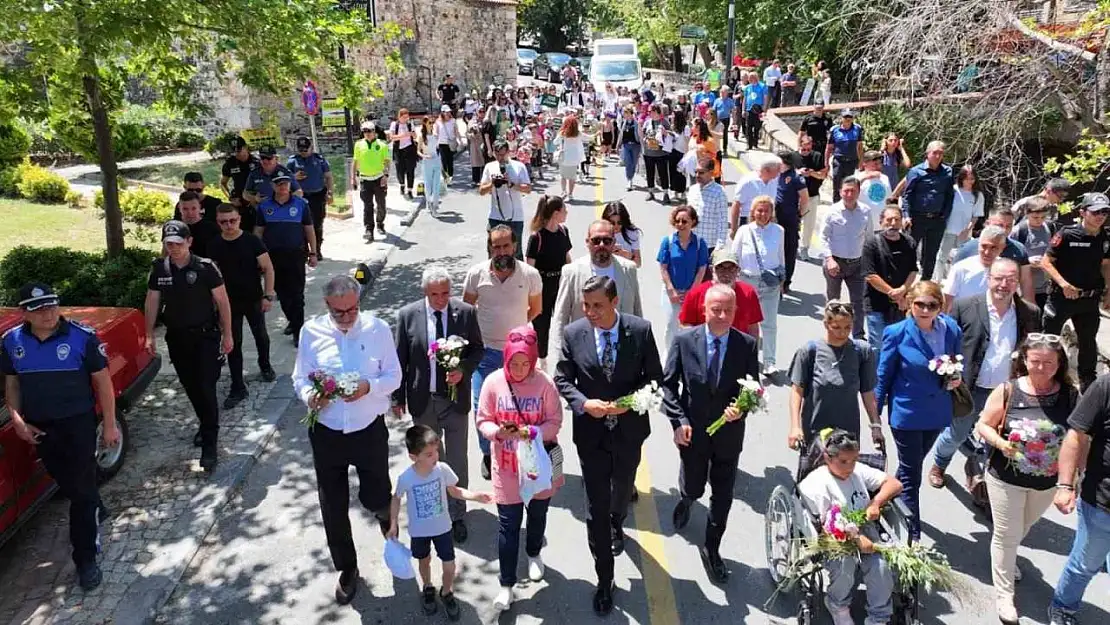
360, 121, 376, 133
18, 282, 59, 311
296, 136, 312, 150
162, 220, 192, 243
1079, 192, 1110, 213
272, 173, 292, 184
258, 146, 277, 159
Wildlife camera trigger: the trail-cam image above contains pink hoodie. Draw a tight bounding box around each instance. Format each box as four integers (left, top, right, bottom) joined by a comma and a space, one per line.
476, 325, 564, 505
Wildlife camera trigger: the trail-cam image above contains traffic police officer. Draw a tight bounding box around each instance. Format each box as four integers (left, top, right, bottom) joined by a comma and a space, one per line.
220, 137, 261, 230
144, 221, 233, 471
351, 121, 391, 242
287, 136, 333, 258
243, 146, 302, 233
254, 174, 318, 347
1, 283, 118, 590
1041, 192, 1110, 391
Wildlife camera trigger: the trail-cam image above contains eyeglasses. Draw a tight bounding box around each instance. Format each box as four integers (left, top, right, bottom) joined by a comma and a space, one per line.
912, 300, 941, 312
216, 217, 240, 225
508, 332, 537, 345
1026, 333, 1062, 344
826, 301, 854, 315
674, 219, 691, 225
589, 236, 615, 246
328, 304, 360, 318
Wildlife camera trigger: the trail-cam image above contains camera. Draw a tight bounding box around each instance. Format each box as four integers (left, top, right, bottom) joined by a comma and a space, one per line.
492, 174, 507, 188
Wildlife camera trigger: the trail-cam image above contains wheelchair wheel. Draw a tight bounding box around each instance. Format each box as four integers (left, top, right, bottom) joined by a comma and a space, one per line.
765, 484, 799, 585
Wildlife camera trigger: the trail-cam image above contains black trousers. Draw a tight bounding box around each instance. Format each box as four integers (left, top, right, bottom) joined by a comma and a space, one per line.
270, 248, 306, 337
720, 116, 731, 154
644, 153, 670, 191
166, 329, 221, 447
31, 412, 101, 568
830, 156, 858, 203
743, 111, 763, 150
227, 297, 271, 390
771, 83, 782, 108
668, 149, 687, 194
394, 144, 417, 191
579, 433, 642, 585
359, 179, 387, 230
309, 417, 392, 571
909, 214, 947, 280
678, 429, 741, 551
304, 190, 327, 255
779, 217, 800, 288
471, 165, 483, 185
438, 144, 455, 178
534, 274, 561, 358
1043, 293, 1101, 388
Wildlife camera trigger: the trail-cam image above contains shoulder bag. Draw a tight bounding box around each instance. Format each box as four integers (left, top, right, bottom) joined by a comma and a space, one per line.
506, 381, 563, 482
748, 227, 782, 288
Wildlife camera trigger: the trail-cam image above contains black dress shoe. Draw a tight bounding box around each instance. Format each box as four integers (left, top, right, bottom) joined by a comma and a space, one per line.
672, 498, 692, 531
452, 519, 468, 544
199, 445, 218, 472
611, 523, 625, 557
699, 545, 729, 583
335, 567, 359, 605
260, 366, 277, 383
481, 454, 491, 480
78, 563, 102, 591
223, 387, 248, 410
592, 581, 614, 616
193, 430, 203, 448
283, 324, 294, 336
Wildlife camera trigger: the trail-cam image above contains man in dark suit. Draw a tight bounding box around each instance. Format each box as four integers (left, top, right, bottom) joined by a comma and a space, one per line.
554, 276, 663, 616
662, 284, 760, 583
929, 258, 1040, 506
393, 265, 484, 542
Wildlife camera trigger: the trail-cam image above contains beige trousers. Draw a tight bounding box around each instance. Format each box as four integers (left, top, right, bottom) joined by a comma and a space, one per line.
985, 472, 1055, 600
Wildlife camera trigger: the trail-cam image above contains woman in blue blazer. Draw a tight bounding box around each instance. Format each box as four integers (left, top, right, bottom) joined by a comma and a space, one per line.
875, 280, 964, 540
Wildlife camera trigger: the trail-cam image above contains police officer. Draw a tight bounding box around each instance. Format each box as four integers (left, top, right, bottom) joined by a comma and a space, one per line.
286, 136, 333, 258
351, 121, 391, 242
1, 283, 118, 589
220, 137, 261, 230
254, 174, 318, 347
243, 146, 302, 233
144, 221, 234, 471
1041, 192, 1110, 391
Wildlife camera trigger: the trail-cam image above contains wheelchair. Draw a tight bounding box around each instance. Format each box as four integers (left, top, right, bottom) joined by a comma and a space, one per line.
763, 444, 923, 625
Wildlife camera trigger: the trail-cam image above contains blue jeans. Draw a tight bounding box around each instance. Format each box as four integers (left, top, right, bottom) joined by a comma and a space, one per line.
471, 347, 503, 456
931, 385, 992, 471
621, 143, 641, 183
422, 156, 442, 204
497, 498, 551, 586
865, 312, 889, 352
892, 427, 943, 539
1052, 499, 1110, 614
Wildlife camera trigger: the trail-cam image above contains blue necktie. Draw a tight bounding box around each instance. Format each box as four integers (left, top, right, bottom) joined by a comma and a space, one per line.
708, 337, 721, 392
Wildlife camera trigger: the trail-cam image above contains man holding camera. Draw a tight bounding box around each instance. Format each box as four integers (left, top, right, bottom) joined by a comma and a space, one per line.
479, 138, 531, 259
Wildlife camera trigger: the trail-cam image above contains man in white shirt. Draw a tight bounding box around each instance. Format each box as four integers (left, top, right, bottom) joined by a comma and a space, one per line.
688, 157, 731, 254
942, 225, 1006, 311
856, 151, 892, 234
763, 60, 783, 108
821, 177, 871, 338
292, 275, 403, 605
480, 138, 532, 259
730, 160, 780, 237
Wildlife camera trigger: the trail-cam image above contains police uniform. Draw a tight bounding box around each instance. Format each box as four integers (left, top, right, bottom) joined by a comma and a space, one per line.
147, 231, 225, 459
0, 287, 107, 580
222, 152, 261, 228
287, 147, 331, 255
256, 193, 313, 341
244, 163, 301, 233
776, 164, 809, 290
1043, 199, 1110, 388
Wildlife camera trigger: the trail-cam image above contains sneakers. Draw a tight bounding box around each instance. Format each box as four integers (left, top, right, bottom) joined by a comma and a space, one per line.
528, 555, 545, 581
77, 563, 102, 591
799, 248, 809, 261
421, 585, 438, 615
824, 599, 853, 625
377, 225, 387, 236
761, 363, 777, 377
364, 228, 374, 242
1048, 606, 1078, 625
997, 595, 1018, 625
223, 387, 248, 410
441, 590, 461, 621
493, 586, 514, 611
626, 181, 633, 191
662, 193, 671, 204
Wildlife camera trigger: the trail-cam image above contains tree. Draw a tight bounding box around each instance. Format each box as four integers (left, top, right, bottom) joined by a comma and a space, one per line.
519, 0, 593, 51
0, 1, 405, 258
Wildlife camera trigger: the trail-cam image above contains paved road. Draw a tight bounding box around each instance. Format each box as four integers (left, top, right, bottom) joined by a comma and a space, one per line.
157, 149, 1110, 625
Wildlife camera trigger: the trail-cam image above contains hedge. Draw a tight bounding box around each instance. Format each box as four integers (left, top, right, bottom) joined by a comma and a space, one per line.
0, 246, 157, 310
16, 165, 70, 203
118, 187, 174, 224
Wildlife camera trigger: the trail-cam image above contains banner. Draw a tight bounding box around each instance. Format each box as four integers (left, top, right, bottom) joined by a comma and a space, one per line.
321, 98, 346, 129
540, 94, 560, 109
240, 127, 281, 148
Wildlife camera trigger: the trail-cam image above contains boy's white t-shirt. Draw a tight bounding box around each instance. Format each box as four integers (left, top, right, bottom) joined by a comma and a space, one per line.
798, 463, 887, 515
395, 461, 458, 538
942, 256, 989, 299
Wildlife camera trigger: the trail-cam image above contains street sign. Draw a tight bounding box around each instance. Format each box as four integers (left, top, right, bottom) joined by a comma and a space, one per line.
301, 80, 320, 116
321, 98, 346, 128
679, 25, 707, 40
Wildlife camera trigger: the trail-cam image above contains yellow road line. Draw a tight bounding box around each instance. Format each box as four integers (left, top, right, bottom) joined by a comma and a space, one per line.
593, 162, 680, 624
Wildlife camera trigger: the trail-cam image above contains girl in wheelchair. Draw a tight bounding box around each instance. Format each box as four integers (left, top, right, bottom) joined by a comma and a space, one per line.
798, 429, 904, 625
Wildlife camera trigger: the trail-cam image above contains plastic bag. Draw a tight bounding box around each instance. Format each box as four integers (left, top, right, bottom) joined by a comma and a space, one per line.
678, 149, 700, 176
383, 538, 416, 579
517, 436, 553, 505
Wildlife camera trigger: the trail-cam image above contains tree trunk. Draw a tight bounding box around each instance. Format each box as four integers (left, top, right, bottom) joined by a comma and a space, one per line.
697, 43, 714, 67
1097, 25, 1110, 125
80, 54, 124, 257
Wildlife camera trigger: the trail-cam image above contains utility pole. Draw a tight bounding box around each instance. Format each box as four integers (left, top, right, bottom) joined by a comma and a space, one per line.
724, 0, 736, 85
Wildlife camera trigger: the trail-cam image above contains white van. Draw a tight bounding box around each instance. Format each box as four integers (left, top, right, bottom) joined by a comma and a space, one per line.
592, 38, 638, 59
589, 55, 643, 93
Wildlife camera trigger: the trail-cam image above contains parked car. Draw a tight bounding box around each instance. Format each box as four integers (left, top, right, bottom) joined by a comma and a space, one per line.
0, 306, 161, 546
533, 52, 573, 83
517, 48, 538, 75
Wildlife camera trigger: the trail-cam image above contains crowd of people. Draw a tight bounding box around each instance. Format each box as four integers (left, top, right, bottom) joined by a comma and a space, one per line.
5, 66, 1110, 625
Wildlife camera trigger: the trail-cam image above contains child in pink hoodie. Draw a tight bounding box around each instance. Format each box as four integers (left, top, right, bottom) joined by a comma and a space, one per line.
476, 325, 563, 611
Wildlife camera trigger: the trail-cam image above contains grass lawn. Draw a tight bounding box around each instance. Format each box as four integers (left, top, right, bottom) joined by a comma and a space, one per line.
0, 198, 161, 258
126, 155, 353, 210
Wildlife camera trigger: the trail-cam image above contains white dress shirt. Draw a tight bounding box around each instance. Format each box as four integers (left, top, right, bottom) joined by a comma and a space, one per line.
425, 299, 448, 393
734, 174, 779, 219
593, 313, 621, 362
293, 311, 402, 433
730, 222, 785, 277
976, 300, 1017, 389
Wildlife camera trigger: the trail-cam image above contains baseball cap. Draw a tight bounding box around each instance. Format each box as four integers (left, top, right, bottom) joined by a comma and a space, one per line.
862, 150, 883, 163
162, 220, 191, 243
440, 104, 452, 113
711, 247, 738, 267
1079, 192, 1110, 212
18, 282, 59, 311
272, 173, 292, 184
296, 136, 312, 149
258, 146, 277, 158
840, 108, 856, 118
360, 121, 376, 132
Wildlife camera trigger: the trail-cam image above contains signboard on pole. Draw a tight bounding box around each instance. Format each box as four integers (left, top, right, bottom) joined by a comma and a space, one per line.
321, 98, 346, 129
240, 127, 282, 148
679, 25, 707, 40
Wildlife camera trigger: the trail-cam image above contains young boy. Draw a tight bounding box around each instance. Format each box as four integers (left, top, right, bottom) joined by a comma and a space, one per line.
389, 425, 493, 620
798, 429, 903, 625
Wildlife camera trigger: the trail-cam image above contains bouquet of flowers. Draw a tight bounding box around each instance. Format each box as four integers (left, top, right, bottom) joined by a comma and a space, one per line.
428, 335, 469, 402
707, 376, 766, 435
302, 370, 361, 430
1006, 417, 1065, 477
927, 354, 964, 384
612, 382, 665, 429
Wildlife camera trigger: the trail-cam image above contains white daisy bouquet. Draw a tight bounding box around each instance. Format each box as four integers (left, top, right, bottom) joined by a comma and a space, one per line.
612, 382, 665, 428
428, 335, 469, 401
927, 354, 964, 385
707, 375, 766, 435
302, 370, 362, 430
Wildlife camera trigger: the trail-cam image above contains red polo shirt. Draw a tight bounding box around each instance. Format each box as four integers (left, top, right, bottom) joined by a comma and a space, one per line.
678, 280, 764, 332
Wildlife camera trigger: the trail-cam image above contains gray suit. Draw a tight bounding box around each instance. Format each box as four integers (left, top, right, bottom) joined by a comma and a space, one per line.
548, 255, 643, 358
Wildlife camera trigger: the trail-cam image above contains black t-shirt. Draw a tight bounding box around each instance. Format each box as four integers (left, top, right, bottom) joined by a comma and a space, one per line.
206, 232, 268, 301
799, 150, 826, 198
861, 232, 918, 314
185, 219, 221, 259
221, 155, 261, 200
1067, 375, 1110, 512
439, 83, 460, 104
175, 195, 223, 222
481, 121, 496, 161
526, 226, 573, 273
1045, 224, 1110, 292
147, 255, 224, 330
800, 114, 833, 149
